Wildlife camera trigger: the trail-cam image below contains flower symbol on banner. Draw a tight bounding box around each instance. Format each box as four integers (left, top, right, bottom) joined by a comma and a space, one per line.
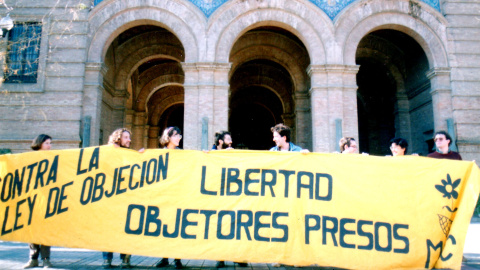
435, 174, 461, 237
435, 174, 460, 213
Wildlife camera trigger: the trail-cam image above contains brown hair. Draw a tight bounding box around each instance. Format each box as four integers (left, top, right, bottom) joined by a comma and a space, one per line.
31, 134, 52, 151
108, 128, 131, 146
271, 123, 291, 142
339, 137, 355, 152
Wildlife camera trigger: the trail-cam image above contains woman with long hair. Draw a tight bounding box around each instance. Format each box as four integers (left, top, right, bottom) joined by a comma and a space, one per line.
24, 134, 53, 268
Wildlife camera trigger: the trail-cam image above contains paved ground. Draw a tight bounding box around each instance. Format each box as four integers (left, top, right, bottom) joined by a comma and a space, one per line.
1, 223, 479, 270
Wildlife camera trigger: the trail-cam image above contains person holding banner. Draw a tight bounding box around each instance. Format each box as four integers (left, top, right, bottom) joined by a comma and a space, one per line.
427, 131, 462, 160
23, 134, 53, 269
156, 126, 183, 269
270, 124, 302, 152
102, 128, 133, 268
339, 137, 358, 154
210, 131, 248, 268
212, 131, 233, 150
389, 137, 408, 156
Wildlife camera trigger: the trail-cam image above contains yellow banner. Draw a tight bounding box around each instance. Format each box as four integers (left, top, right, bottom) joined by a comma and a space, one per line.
1, 146, 479, 269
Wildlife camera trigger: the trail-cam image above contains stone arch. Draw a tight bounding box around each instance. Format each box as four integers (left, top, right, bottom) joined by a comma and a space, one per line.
337, 0, 448, 67
137, 74, 184, 112
87, 0, 205, 63
207, 0, 332, 64
230, 31, 310, 93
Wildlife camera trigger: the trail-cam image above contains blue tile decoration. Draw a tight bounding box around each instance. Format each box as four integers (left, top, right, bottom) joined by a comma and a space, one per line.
94, 0, 441, 20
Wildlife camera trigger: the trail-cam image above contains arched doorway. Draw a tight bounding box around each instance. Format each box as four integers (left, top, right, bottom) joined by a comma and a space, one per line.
100, 25, 185, 149
228, 27, 311, 149
229, 86, 283, 150
356, 30, 433, 156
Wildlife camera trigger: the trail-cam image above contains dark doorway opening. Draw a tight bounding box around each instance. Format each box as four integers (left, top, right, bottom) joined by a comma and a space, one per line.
159, 104, 184, 149
229, 87, 282, 150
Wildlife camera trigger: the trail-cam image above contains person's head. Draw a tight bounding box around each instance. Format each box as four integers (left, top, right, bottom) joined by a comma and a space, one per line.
339, 137, 357, 154
434, 131, 452, 152
389, 137, 408, 156
271, 123, 291, 148
108, 128, 131, 148
160, 126, 182, 149
215, 131, 232, 149
31, 134, 52, 151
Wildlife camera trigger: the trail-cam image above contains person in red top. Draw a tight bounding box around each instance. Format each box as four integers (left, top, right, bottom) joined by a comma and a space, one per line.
427, 131, 462, 160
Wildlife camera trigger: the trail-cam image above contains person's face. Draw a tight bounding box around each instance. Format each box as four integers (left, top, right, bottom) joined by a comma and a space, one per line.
344, 141, 358, 154
434, 134, 449, 149
169, 131, 182, 147
273, 131, 286, 147
40, 139, 52, 151
390, 143, 405, 156
119, 131, 131, 148
221, 134, 232, 148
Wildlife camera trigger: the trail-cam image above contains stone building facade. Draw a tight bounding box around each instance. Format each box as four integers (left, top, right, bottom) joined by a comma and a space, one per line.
0, 0, 479, 161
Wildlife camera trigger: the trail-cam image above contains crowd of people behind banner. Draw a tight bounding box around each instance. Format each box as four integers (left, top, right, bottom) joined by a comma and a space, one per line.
23, 124, 462, 269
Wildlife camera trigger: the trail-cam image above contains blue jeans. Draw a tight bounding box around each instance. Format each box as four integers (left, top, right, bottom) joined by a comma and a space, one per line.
102, 252, 127, 260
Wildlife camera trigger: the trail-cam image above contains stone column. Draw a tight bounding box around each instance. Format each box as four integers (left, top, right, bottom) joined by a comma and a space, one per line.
131, 112, 146, 150
342, 65, 360, 142
83, 62, 104, 146
148, 126, 160, 149
294, 92, 311, 149
308, 65, 360, 152
394, 94, 412, 142
182, 62, 231, 150
427, 68, 453, 132
308, 65, 329, 152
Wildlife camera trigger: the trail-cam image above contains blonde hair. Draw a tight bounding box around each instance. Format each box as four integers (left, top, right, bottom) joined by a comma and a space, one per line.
108, 128, 131, 146
339, 137, 355, 152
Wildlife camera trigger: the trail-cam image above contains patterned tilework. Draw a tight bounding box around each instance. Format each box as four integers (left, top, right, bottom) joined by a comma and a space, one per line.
94, 0, 441, 20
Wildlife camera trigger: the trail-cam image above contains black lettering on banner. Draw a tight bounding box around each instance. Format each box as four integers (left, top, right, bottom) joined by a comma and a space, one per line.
76, 147, 99, 175
315, 173, 332, 201
425, 235, 456, 268
80, 176, 94, 205
357, 220, 374, 250
236, 210, 253, 240
129, 164, 141, 190
244, 169, 260, 196
322, 216, 338, 246
92, 173, 106, 203
116, 166, 130, 195
146, 159, 157, 185
226, 169, 242, 196
105, 169, 118, 198
272, 212, 288, 242
220, 168, 226, 196
261, 169, 276, 197
12, 167, 26, 200
200, 166, 217, 196
145, 206, 161, 237
163, 209, 181, 238
339, 218, 356, 249
393, 224, 409, 254
305, 214, 320, 244
1, 194, 37, 236
14, 198, 26, 231
45, 181, 73, 218
34, 159, 49, 190
297, 171, 314, 199
254, 211, 270, 242
156, 153, 169, 181
1, 173, 13, 202
278, 170, 294, 198
25, 163, 38, 193
180, 209, 199, 239
374, 222, 392, 252
45, 155, 59, 186
217, 210, 235, 240
125, 204, 145, 235
200, 210, 216, 239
